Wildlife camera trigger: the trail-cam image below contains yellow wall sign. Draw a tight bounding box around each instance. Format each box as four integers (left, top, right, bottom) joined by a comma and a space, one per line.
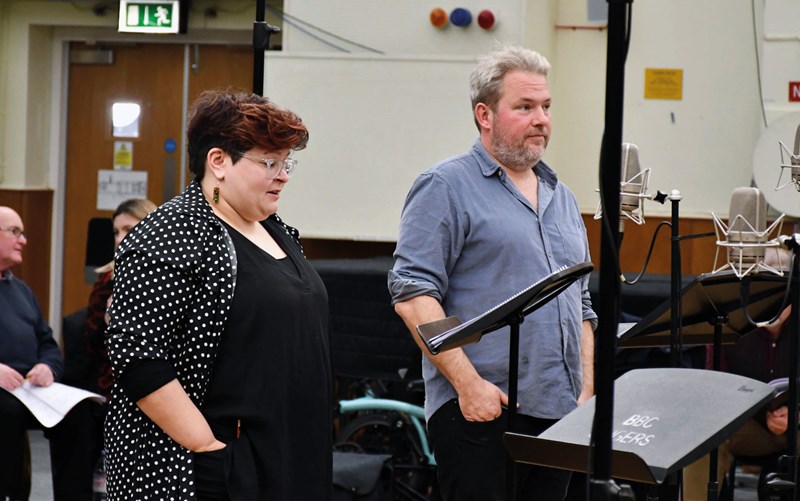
114, 141, 133, 170
644, 68, 683, 100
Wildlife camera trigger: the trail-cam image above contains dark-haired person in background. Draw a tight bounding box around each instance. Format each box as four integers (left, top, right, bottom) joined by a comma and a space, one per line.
104, 90, 332, 500
59, 198, 158, 499
81, 198, 157, 396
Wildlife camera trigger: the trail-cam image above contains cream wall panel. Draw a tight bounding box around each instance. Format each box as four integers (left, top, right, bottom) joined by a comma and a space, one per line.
283, 0, 524, 54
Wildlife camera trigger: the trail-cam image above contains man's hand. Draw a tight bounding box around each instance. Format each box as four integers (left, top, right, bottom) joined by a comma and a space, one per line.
766, 406, 789, 435
577, 387, 594, 406
26, 363, 55, 387
457, 377, 509, 422
394, 295, 510, 422
0, 363, 24, 392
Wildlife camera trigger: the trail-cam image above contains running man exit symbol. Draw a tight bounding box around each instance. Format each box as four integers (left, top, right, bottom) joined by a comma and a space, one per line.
118, 1, 180, 34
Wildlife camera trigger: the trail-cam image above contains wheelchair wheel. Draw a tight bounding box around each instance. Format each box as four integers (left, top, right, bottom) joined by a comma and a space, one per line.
335, 412, 438, 500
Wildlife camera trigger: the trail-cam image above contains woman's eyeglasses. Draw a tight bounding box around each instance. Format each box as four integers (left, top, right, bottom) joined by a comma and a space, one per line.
232, 151, 298, 179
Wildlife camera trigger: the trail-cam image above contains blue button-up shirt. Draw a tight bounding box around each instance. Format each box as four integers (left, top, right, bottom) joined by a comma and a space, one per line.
389, 140, 597, 421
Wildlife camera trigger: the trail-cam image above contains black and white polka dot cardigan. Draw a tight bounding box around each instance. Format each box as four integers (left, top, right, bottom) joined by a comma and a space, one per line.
104, 179, 301, 500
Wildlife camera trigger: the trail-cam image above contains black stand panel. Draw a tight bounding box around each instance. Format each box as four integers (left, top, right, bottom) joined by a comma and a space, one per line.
504, 368, 775, 485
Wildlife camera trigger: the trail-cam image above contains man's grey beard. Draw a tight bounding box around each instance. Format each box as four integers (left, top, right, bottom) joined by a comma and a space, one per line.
491, 130, 545, 172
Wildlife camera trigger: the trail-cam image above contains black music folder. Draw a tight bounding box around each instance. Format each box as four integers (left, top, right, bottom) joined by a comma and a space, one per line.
416, 262, 594, 355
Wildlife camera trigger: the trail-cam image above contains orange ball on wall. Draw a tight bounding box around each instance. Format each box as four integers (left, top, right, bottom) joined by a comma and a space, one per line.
430, 8, 448, 29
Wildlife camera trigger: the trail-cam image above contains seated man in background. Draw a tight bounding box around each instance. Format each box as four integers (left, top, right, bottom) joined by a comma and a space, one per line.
682, 301, 793, 501
0, 206, 97, 500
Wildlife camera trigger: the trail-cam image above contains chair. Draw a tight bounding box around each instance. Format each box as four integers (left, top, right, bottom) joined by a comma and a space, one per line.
83, 218, 113, 285
60, 307, 93, 390
721, 454, 785, 501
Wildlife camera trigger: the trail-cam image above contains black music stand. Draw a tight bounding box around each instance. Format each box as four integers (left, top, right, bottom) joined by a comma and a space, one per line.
618, 270, 788, 349
416, 262, 594, 420
417, 262, 595, 353
416, 261, 594, 499
616, 269, 787, 500
504, 368, 775, 485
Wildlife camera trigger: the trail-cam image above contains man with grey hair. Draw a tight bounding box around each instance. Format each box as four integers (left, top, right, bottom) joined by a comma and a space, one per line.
389, 45, 596, 500
0, 206, 100, 500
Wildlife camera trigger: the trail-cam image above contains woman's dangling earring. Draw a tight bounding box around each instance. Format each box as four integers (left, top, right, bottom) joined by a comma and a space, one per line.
213, 185, 220, 204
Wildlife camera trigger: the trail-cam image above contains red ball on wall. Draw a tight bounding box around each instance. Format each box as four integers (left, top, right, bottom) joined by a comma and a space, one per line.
477, 9, 496, 30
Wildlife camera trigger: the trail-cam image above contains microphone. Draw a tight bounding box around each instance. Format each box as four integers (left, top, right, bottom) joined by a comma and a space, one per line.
728, 187, 767, 262
620, 143, 643, 214
792, 124, 800, 188
594, 143, 651, 232
711, 186, 785, 277
777, 123, 800, 191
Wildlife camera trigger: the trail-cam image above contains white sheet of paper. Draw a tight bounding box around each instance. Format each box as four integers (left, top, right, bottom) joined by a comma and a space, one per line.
9, 381, 105, 428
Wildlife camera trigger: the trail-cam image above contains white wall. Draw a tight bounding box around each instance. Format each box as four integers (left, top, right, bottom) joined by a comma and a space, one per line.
272, 0, 551, 239
753, 0, 800, 216
283, 0, 525, 55
265, 53, 478, 240
3, 0, 800, 221
271, 0, 798, 240
3, 0, 800, 324
0, 0, 259, 187
763, 0, 800, 118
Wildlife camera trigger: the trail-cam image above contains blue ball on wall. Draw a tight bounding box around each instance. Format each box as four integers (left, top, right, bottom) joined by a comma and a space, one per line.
450, 8, 472, 28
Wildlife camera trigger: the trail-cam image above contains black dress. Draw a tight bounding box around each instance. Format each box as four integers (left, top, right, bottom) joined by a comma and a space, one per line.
198, 218, 332, 500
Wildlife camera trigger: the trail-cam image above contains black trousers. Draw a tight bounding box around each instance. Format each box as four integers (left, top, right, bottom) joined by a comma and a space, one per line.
0, 391, 101, 501
428, 399, 571, 501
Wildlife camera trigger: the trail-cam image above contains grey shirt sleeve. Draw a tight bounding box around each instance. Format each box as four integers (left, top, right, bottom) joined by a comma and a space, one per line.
388, 171, 464, 305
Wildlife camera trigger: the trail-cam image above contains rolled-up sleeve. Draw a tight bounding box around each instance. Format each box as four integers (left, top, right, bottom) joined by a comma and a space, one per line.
389, 172, 464, 305
106, 219, 199, 399
579, 223, 598, 331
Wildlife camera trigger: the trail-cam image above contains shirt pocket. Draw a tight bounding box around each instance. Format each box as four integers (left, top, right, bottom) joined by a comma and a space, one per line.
554, 220, 586, 267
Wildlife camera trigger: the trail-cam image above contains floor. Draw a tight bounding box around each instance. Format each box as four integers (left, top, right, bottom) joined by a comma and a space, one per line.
29, 431, 53, 500
27, 430, 759, 501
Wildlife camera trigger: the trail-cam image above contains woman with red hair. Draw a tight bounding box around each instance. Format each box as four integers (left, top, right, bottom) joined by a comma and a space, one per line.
104, 90, 332, 500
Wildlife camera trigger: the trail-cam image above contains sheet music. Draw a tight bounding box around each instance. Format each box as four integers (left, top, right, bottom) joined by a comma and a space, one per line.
427, 264, 571, 346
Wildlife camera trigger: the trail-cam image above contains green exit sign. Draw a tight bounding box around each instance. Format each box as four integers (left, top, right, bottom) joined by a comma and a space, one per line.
118, 1, 181, 34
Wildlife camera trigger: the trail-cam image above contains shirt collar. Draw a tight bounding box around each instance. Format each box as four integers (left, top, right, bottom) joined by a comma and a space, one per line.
470, 139, 558, 189
0, 269, 12, 281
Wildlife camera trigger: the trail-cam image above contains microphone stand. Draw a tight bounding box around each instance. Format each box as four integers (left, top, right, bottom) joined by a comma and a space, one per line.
506, 312, 523, 499
252, 1, 281, 96
780, 234, 800, 501
669, 191, 683, 368
591, 0, 633, 499
666, 190, 688, 501
706, 313, 728, 501
790, 242, 799, 501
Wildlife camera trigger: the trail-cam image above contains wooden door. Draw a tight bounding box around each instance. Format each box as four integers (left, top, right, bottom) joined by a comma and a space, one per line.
63, 42, 252, 316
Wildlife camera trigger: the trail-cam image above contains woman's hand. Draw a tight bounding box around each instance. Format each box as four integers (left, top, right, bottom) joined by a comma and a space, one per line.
104, 294, 113, 325
136, 379, 224, 452
194, 439, 227, 453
